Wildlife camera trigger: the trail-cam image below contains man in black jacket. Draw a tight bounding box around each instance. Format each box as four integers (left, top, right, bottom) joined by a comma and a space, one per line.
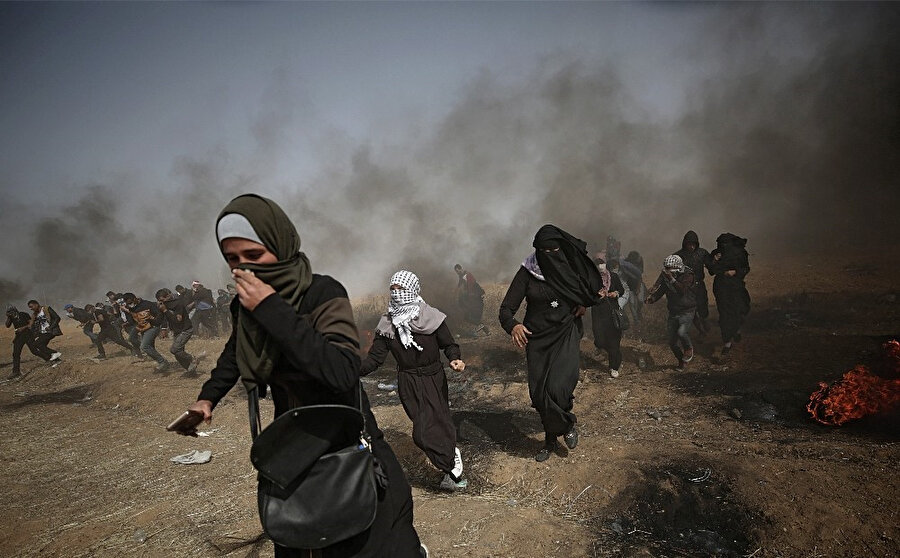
708, 233, 751, 356
27, 299, 62, 363
64, 303, 103, 355
156, 288, 200, 373
646, 255, 697, 371
189, 280, 219, 338
674, 230, 711, 336
6, 305, 53, 378
88, 303, 135, 359
122, 292, 170, 371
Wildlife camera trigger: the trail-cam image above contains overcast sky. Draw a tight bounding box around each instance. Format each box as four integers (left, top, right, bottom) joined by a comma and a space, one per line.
1, 2, 898, 307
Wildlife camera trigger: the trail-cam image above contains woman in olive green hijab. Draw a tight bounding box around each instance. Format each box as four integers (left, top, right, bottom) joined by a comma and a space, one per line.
177, 194, 426, 558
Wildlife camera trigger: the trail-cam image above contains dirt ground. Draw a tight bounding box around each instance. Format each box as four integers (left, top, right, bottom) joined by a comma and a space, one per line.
1, 247, 898, 558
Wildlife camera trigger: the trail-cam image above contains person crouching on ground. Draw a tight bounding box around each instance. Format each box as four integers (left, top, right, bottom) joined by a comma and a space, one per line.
499, 224, 604, 462
645, 255, 697, 371
361, 270, 468, 492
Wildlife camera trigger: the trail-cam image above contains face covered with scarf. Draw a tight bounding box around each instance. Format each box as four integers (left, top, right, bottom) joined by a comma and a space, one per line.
216, 194, 313, 388
375, 270, 446, 351
532, 224, 604, 308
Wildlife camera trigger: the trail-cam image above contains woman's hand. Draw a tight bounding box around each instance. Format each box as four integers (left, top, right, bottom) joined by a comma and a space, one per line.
188, 399, 213, 422
725, 270, 737, 277
511, 323, 531, 348
232, 269, 276, 311
450, 359, 465, 371
607, 291, 619, 298
573, 305, 586, 318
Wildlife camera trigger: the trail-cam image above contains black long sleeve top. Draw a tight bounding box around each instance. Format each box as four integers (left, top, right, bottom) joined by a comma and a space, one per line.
360, 321, 460, 376
197, 274, 365, 418
647, 268, 698, 315
499, 266, 579, 335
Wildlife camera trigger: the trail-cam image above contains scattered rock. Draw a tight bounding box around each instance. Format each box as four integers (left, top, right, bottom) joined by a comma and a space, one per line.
730, 408, 742, 420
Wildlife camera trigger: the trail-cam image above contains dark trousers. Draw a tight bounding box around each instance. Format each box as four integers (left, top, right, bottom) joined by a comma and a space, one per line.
96, 326, 134, 356
397, 364, 457, 474
196, 309, 219, 337
667, 311, 695, 360
127, 325, 142, 356
11, 331, 50, 374
32, 332, 58, 359
169, 328, 194, 369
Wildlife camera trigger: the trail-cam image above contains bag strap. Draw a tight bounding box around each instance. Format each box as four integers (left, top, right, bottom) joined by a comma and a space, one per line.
247, 381, 367, 442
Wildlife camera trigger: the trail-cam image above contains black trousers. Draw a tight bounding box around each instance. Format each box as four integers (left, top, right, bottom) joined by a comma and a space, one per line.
397, 363, 457, 474
11, 331, 50, 374
32, 333, 58, 359
97, 326, 134, 356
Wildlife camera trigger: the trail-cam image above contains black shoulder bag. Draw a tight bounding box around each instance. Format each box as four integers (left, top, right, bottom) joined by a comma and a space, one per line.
610, 297, 630, 331
248, 384, 378, 549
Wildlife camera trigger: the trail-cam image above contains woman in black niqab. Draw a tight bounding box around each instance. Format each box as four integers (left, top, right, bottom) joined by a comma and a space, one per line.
499, 224, 603, 462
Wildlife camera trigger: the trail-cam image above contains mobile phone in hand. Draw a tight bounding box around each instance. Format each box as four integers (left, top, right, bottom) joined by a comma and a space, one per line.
166, 410, 204, 435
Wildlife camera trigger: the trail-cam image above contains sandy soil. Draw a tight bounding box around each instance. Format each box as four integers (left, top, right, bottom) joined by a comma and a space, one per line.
1, 248, 898, 558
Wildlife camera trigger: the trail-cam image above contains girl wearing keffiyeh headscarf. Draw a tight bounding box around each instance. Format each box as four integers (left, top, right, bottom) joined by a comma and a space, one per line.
499, 224, 604, 462
362, 270, 468, 492
179, 194, 424, 558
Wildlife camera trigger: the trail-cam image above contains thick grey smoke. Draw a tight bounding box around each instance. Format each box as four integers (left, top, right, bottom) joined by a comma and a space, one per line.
2, 4, 897, 310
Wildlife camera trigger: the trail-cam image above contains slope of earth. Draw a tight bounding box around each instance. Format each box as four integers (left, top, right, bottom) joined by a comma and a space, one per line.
1, 246, 898, 557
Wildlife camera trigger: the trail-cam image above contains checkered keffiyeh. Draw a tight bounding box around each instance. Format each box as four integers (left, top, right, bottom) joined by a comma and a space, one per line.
388, 270, 425, 350
663, 254, 685, 273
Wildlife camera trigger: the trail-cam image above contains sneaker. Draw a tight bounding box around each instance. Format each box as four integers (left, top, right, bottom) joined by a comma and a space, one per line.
156, 362, 170, 372
451, 447, 464, 479
50, 352, 62, 361
683, 347, 694, 362
7, 371, 22, 380
675, 360, 685, 371
187, 358, 199, 373
609, 369, 620, 378
439, 473, 468, 492
420, 543, 430, 558
535, 439, 557, 462
564, 426, 579, 450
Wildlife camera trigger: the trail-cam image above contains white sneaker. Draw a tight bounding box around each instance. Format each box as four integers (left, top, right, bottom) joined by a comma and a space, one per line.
451, 447, 463, 478
420, 543, 430, 557
610, 369, 619, 378
50, 352, 62, 361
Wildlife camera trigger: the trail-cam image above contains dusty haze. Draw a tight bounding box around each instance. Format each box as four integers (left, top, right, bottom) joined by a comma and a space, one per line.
1, 4, 897, 309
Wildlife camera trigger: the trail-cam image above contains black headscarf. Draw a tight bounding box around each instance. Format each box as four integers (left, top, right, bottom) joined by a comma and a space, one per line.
216, 194, 313, 390
533, 224, 604, 308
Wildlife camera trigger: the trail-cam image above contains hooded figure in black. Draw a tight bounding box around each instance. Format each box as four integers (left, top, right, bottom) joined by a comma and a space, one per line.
180, 194, 423, 558
708, 232, 751, 353
499, 224, 603, 462
674, 230, 711, 335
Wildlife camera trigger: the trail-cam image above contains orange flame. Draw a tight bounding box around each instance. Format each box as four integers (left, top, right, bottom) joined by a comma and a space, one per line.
807, 340, 900, 426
